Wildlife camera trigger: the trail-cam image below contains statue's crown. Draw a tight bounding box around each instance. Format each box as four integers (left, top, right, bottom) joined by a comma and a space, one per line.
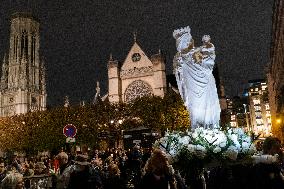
173, 26, 191, 39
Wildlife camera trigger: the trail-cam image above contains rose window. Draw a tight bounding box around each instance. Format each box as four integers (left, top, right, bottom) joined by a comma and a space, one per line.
124, 80, 153, 102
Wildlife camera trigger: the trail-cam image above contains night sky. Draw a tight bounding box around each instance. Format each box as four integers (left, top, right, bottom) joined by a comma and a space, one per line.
0, 0, 274, 107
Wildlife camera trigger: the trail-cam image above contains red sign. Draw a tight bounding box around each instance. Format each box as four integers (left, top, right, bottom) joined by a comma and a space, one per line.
63, 124, 77, 138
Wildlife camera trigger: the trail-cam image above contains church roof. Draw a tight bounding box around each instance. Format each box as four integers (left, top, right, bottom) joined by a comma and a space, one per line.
121, 41, 153, 70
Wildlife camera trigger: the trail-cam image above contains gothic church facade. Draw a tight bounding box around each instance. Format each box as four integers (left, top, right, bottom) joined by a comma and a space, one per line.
0, 13, 46, 116
108, 37, 167, 103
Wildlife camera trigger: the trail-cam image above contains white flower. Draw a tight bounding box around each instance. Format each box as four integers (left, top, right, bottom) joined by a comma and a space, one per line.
248, 144, 257, 154
187, 144, 196, 153
242, 136, 251, 143
241, 142, 250, 152
219, 141, 227, 148
179, 136, 190, 145
169, 149, 177, 157
207, 130, 213, 136
212, 133, 227, 147
213, 146, 221, 153
236, 128, 245, 136
192, 132, 198, 139
230, 134, 238, 143
227, 129, 232, 135
196, 144, 206, 151
204, 134, 214, 144
235, 142, 241, 151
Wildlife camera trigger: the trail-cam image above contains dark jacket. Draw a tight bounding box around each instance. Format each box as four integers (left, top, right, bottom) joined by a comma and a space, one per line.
103, 175, 126, 189
139, 173, 177, 189
67, 165, 102, 189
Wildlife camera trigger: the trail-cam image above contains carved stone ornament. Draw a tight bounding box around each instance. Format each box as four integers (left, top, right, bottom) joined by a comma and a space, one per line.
124, 80, 153, 102
120, 66, 153, 79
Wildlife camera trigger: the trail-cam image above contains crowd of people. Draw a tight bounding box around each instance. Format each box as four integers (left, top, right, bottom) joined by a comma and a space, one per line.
0, 137, 284, 189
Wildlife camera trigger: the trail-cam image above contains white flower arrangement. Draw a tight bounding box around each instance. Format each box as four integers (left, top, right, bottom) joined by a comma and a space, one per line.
153, 127, 257, 166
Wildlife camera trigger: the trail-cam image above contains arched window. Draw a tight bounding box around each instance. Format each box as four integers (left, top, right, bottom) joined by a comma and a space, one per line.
124, 80, 153, 102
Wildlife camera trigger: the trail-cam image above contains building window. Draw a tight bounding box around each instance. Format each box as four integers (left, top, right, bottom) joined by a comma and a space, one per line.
256, 119, 263, 125
253, 99, 260, 105
124, 80, 153, 102
254, 105, 261, 111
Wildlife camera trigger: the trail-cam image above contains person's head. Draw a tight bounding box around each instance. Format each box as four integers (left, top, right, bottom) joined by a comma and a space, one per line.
57, 152, 68, 166
0, 161, 5, 173
108, 163, 120, 177
1, 171, 23, 189
11, 152, 19, 161
73, 154, 90, 171
173, 26, 193, 52
91, 158, 102, 167
34, 162, 46, 175
262, 137, 282, 155
143, 149, 170, 176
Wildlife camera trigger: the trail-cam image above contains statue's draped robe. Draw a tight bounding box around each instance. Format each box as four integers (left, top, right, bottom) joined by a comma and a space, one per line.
175, 46, 221, 129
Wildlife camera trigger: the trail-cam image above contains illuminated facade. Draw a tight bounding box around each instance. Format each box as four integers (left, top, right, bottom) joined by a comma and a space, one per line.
107, 36, 167, 103
0, 13, 46, 116
226, 98, 237, 127
267, 0, 284, 141
248, 81, 271, 138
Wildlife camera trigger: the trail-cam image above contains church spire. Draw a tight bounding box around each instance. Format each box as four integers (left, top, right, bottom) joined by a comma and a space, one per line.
64, 96, 70, 107
133, 30, 137, 42
3, 53, 7, 63
93, 81, 101, 105
109, 53, 113, 61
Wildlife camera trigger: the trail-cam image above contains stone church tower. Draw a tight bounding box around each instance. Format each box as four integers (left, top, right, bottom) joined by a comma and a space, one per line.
0, 12, 46, 116
108, 36, 167, 103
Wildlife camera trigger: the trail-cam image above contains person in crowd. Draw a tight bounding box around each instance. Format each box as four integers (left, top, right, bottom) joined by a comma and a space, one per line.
9, 153, 22, 173
22, 162, 34, 177
139, 149, 177, 189
251, 137, 284, 189
117, 152, 128, 180
91, 154, 103, 170
57, 152, 69, 175
0, 160, 7, 183
34, 162, 47, 175
56, 152, 76, 189
103, 163, 126, 189
1, 171, 24, 189
67, 154, 103, 189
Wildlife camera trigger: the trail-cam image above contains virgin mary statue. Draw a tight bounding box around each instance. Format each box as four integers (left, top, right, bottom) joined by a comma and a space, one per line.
173, 26, 221, 130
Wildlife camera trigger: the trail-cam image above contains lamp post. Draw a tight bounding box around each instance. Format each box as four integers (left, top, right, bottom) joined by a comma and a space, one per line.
109, 119, 124, 148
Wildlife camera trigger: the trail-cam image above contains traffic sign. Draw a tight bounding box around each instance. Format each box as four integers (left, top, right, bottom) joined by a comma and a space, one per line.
66, 137, 76, 143
63, 124, 77, 138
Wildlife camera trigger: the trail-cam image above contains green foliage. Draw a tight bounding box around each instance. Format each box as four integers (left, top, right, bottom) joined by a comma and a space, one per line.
0, 93, 190, 153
